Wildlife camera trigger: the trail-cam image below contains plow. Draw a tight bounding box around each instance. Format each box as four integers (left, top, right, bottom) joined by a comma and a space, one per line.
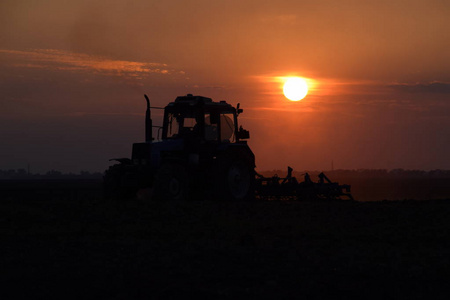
105, 94, 353, 201
256, 167, 353, 201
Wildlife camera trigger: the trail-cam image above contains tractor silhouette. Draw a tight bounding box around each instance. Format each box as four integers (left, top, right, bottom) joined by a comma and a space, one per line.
104, 94, 353, 201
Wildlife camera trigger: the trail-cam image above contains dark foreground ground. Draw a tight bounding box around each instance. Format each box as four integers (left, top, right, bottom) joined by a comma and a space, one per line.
2, 196, 450, 299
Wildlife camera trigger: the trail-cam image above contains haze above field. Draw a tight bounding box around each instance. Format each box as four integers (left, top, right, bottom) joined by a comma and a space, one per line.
1, 0, 449, 173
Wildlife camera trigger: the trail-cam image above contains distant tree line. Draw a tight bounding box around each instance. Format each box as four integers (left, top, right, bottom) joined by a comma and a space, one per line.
258, 168, 450, 179
327, 169, 450, 178
0, 169, 103, 179
2, 168, 450, 180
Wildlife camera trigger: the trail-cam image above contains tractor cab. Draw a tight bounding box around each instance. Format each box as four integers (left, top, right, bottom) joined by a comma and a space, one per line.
162, 94, 248, 143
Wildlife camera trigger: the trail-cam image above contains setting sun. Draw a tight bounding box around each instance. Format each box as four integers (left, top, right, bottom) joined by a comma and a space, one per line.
283, 77, 309, 101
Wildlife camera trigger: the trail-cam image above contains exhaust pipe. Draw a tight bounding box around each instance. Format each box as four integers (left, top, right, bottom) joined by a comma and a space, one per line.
144, 94, 152, 142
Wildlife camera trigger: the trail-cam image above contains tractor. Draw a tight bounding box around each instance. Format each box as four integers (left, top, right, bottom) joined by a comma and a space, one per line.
104, 94, 353, 201
104, 94, 256, 201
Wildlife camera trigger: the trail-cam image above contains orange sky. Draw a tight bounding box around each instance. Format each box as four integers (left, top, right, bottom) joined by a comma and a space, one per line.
1, 0, 449, 173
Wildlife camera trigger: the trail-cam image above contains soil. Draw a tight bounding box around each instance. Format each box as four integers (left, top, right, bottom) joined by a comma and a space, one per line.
2, 197, 450, 299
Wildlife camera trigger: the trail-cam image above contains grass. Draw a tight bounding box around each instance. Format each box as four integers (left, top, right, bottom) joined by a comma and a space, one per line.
2, 197, 450, 299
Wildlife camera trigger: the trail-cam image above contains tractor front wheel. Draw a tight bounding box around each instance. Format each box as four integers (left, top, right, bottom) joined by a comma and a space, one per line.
153, 163, 189, 201
103, 164, 137, 201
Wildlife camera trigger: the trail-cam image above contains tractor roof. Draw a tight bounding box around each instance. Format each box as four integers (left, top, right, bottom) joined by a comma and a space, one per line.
174, 94, 212, 103
168, 94, 235, 111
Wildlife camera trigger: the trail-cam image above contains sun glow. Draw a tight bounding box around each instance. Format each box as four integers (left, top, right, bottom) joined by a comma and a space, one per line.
283, 77, 309, 101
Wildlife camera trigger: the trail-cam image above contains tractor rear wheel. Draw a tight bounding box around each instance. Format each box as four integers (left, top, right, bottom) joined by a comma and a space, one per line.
153, 162, 189, 201
214, 151, 255, 201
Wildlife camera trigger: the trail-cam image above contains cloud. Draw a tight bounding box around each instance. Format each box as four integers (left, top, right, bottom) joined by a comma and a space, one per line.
259, 14, 298, 25
388, 82, 450, 94
68, 112, 143, 117
0, 49, 183, 79
189, 85, 228, 90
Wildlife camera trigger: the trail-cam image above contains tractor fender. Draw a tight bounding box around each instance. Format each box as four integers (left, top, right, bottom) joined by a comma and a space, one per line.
216, 143, 256, 168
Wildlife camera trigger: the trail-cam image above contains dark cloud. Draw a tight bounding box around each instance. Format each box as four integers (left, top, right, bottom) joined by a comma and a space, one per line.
389, 82, 450, 94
